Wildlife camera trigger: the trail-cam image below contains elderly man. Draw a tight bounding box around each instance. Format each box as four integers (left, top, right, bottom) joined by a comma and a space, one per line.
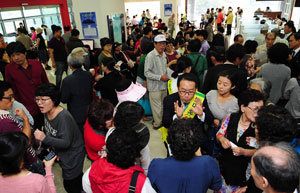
251, 142, 300, 193
144, 34, 169, 129
61, 47, 93, 135
254, 32, 276, 67
254, 24, 269, 46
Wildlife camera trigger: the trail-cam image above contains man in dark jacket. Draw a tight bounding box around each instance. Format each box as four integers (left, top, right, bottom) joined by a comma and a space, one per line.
288, 33, 300, 78
66, 29, 84, 53
61, 47, 93, 135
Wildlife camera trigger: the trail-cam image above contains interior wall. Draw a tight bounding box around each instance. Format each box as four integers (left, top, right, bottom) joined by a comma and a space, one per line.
72, 0, 125, 48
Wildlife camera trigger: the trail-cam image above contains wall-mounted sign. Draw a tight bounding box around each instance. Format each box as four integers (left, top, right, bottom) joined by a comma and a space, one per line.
164, 4, 172, 16
80, 12, 99, 39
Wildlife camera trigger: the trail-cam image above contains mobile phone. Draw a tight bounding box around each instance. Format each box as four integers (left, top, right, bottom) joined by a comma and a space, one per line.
44, 151, 56, 161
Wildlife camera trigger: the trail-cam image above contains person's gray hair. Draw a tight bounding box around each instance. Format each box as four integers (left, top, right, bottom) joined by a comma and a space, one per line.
250, 78, 272, 99
67, 52, 84, 69
265, 32, 275, 39
253, 142, 300, 193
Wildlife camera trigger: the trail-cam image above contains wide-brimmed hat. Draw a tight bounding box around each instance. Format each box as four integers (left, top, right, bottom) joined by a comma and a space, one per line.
116, 79, 146, 103
71, 47, 88, 56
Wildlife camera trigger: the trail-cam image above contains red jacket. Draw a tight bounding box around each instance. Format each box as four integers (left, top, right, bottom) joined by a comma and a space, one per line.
217, 12, 224, 24
84, 120, 106, 161
89, 158, 146, 193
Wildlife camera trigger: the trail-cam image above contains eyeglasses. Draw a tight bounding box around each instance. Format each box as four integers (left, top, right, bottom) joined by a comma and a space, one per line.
179, 90, 195, 96
2, 95, 14, 101
247, 106, 260, 113
35, 97, 51, 104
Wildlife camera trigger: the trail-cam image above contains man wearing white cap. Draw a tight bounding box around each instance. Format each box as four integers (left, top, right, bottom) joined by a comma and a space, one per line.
144, 34, 169, 129
61, 47, 93, 135
254, 24, 269, 46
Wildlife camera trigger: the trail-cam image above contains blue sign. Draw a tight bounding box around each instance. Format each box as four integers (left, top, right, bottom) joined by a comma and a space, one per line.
164, 4, 172, 17
80, 12, 99, 39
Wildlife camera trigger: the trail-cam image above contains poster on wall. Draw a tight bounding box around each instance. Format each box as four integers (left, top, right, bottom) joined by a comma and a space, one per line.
107, 14, 126, 43
112, 14, 122, 43
164, 4, 172, 16
80, 12, 99, 39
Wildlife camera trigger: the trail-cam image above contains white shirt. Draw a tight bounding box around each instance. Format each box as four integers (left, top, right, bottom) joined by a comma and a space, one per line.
293, 47, 300, 56
284, 32, 292, 40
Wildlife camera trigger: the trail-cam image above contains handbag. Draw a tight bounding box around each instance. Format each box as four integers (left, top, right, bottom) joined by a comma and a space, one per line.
121, 51, 135, 68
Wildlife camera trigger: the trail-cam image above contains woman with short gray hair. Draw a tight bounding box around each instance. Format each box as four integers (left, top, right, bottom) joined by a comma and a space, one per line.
249, 78, 272, 103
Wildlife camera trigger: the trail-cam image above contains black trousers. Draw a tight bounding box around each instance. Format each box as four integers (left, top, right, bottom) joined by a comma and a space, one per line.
63, 172, 83, 193
226, 24, 232, 35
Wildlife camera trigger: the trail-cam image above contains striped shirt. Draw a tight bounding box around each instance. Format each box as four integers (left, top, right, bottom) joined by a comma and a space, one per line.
144, 49, 168, 92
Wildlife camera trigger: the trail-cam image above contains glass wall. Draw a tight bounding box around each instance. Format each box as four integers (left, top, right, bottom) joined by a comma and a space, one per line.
0, 5, 75, 43
187, 0, 281, 27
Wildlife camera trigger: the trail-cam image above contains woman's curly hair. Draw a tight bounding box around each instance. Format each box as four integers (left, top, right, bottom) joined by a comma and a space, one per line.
106, 129, 141, 169
167, 119, 204, 161
114, 101, 144, 130
256, 105, 296, 144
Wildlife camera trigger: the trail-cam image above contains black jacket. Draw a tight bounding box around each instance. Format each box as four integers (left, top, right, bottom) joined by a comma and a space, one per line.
94, 71, 123, 106
289, 51, 300, 78
162, 92, 213, 128
66, 36, 84, 53
218, 112, 255, 186
61, 69, 93, 132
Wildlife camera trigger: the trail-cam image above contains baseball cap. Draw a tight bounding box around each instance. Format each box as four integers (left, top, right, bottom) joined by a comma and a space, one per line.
154, 34, 166, 42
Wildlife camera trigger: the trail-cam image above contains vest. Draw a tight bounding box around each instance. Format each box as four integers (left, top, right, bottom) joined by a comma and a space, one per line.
218, 112, 255, 186
89, 158, 146, 193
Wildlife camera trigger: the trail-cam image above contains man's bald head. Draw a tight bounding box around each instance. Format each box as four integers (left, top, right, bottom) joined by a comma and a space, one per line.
251, 143, 300, 193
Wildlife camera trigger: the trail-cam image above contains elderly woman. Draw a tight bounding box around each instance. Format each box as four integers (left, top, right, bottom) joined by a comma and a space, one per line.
257, 43, 291, 104
148, 119, 222, 193
216, 89, 265, 193
0, 132, 56, 193
249, 78, 272, 105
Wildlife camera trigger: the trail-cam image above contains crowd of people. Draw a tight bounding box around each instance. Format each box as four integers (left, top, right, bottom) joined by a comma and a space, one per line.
0, 5, 299, 193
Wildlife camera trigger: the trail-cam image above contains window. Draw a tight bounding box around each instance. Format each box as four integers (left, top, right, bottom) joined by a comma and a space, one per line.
1, 8, 22, 19
4, 21, 15, 34
0, 5, 74, 37
23, 6, 41, 17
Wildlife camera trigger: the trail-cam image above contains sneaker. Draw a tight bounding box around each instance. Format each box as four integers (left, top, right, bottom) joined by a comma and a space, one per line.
45, 65, 51, 70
